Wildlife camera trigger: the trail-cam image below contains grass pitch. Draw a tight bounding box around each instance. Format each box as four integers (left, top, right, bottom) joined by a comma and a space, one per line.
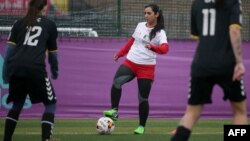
0, 118, 230, 141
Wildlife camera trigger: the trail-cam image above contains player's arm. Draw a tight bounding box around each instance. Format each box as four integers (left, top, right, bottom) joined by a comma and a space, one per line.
114, 37, 134, 61
146, 30, 169, 54
2, 42, 16, 83
47, 33, 58, 80
230, 0, 245, 81
2, 20, 19, 83
230, 26, 245, 81
230, 25, 243, 63
146, 43, 169, 54
47, 21, 59, 79
190, 17, 199, 40
190, 1, 199, 40
229, 25, 245, 81
48, 50, 58, 80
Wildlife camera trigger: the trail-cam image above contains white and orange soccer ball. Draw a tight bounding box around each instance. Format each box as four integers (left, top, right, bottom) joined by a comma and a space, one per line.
96, 117, 115, 134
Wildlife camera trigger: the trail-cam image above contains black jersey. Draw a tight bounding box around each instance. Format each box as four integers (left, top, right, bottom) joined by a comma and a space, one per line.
190, 0, 242, 77
7, 16, 58, 78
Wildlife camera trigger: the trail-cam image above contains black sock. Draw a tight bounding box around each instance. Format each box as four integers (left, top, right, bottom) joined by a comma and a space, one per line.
3, 110, 20, 141
171, 126, 191, 141
41, 113, 55, 141
111, 85, 121, 109
139, 101, 149, 127
137, 79, 151, 127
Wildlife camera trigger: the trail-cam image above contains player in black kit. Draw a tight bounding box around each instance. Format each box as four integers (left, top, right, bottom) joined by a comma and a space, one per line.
2, 0, 58, 141
170, 0, 248, 141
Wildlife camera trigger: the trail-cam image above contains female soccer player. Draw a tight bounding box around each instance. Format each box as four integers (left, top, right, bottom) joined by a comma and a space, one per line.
2, 0, 59, 140
103, 3, 169, 134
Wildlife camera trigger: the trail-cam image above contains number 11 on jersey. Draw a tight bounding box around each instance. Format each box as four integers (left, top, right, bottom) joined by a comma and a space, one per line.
202, 8, 216, 36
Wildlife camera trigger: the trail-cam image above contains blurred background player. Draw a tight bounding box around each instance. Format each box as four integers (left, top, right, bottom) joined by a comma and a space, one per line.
2, 0, 59, 140
103, 3, 169, 134
171, 0, 248, 141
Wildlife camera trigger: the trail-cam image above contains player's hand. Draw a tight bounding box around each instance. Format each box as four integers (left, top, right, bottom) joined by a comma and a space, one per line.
51, 74, 58, 80
145, 44, 152, 49
113, 55, 119, 61
232, 62, 245, 81
51, 70, 58, 80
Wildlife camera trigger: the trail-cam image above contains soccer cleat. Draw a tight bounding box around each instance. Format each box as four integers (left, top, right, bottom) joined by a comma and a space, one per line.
103, 109, 118, 121
134, 126, 145, 134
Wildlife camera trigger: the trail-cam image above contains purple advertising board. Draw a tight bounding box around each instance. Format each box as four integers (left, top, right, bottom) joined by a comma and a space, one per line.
0, 38, 249, 119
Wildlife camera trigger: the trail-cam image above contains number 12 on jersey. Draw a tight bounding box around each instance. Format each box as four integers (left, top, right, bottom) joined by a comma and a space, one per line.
23, 26, 42, 46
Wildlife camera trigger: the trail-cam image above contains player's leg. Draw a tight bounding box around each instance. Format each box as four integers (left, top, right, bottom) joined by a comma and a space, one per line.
104, 64, 135, 120
111, 65, 135, 109
230, 100, 248, 124
3, 100, 25, 141
171, 105, 203, 141
134, 78, 152, 134
171, 76, 214, 141
219, 77, 248, 124
3, 76, 27, 141
41, 103, 56, 141
28, 76, 57, 141
41, 77, 57, 141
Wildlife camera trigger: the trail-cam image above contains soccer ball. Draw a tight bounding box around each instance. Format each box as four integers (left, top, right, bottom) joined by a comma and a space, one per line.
96, 117, 115, 134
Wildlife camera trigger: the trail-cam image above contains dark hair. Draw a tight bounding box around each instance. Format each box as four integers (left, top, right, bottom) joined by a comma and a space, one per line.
215, 0, 224, 9
23, 0, 47, 26
145, 3, 165, 40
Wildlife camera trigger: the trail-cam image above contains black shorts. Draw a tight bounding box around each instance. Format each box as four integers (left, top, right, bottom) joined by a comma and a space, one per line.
7, 75, 57, 105
188, 75, 246, 105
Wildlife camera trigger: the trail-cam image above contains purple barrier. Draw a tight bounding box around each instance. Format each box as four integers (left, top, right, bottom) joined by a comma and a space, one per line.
0, 38, 249, 119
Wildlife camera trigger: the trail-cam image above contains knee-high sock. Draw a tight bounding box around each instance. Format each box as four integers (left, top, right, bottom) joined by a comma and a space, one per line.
41, 113, 55, 141
139, 101, 149, 126
3, 110, 20, 141
138, 79, 152, 127
171, 126, 191, 141
111, 85, 122, 110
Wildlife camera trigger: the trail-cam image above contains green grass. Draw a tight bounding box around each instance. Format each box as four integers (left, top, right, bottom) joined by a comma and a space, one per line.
0, 118, 230, 141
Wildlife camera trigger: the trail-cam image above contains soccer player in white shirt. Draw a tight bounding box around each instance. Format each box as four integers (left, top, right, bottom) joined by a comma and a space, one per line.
103, 3, 169, 134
